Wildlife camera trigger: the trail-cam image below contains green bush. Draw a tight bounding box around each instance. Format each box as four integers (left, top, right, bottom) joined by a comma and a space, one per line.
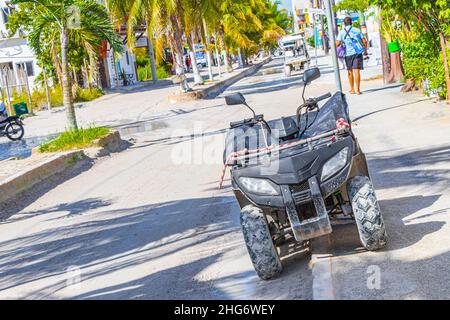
307, 36, 315, 48
137, 65, 171, 81
39, 127, 111, 153
400, 31, 447, 99
8, 86, 105, 111
136, 56, 150, 68
76, 87, 104, 102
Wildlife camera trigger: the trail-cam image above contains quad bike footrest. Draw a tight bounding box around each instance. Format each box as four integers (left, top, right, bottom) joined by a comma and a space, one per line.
281, 177, 332, 242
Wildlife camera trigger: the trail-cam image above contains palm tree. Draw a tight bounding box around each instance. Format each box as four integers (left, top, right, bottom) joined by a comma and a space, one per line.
219, 1, 263, 55
257, 0, 289, 52
11, 0, 122, 130
113, 0, 190, 92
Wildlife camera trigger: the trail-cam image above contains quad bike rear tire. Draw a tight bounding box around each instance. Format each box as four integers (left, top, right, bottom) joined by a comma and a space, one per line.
284, 65, 292, 77
240, 205, 282, 280
348, 176, 387, 251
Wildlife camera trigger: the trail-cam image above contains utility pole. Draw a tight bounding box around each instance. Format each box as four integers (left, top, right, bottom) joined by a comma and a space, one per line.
324, 0, 342, 92
312, 14, 318, 66
291, 0, 300, 33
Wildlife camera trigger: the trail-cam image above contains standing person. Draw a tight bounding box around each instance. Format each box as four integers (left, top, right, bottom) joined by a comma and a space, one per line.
336, 17, 368, 95
0, 100, 7, 127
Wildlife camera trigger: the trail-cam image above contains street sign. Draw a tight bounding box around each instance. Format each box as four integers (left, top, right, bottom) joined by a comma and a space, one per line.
135, 36, 148, 48
308, 8, 325, 15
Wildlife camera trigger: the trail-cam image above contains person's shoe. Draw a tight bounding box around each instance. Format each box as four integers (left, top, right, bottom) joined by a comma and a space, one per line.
357, 91, 363, 95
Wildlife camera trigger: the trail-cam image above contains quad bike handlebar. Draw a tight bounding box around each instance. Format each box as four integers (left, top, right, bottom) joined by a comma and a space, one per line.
230, 114, 265, 129
296, 92, 332, 134
302, 92, 332, 111
313, 92, 332, 105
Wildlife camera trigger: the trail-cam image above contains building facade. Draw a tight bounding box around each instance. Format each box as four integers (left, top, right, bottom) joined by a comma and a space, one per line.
0, 2, 41, 94
100, 37, 139, 89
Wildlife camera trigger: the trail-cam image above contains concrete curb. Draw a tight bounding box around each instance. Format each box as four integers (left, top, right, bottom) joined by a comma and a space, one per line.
0, 130, 127, 208
311, 236, 335, 300
84, 130, 127, 158
0, 151, 85, 205
168, 57, 272, 103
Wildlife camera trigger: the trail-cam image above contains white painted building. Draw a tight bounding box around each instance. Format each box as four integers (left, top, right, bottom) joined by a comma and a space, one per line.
0, 2, 41, 93
100, 33, 139, 89
97, 0, 139, 89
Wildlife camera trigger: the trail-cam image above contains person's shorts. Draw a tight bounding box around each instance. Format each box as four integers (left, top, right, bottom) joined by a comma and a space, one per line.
345, 54, 364, 70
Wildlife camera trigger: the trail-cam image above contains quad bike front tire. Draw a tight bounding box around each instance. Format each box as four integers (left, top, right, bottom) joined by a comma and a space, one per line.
240, 205, 282, 280
348, 176, 387, 251
284, 65, 292, 77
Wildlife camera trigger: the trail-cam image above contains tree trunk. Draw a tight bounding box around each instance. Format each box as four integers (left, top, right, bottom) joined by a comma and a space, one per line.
202, 19, 214, 81
60, 27, 77, 130
379, 21, 391, 85
401, 79, 419, 93
439, 32, 450, 103
214, 32, 222, 78
147, 27, 158, 83
170, 14, 190, 92
21, 66, 33, 114
238, 48, 244, 68
219, 29, 232, 72
43, 66, 51, 110
387, 51, 404, 84
188, 33, 203, 85
51, 40, 63, 84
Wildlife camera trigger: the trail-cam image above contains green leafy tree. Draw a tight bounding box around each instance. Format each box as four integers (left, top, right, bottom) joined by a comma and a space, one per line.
373, 0, 450, 101
334, 0, 370, 26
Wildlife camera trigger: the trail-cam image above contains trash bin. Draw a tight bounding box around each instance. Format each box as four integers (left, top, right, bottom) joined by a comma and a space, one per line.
13, 102, 29, 116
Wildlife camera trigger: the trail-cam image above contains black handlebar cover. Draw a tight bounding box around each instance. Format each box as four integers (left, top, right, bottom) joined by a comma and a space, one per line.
315, 92, 332, 103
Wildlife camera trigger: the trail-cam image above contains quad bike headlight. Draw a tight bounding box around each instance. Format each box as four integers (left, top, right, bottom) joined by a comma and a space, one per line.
239, 177, 280, 196
321, 147, 350, 182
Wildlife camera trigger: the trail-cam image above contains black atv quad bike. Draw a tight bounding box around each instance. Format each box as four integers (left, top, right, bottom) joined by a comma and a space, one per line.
222, 68, 387, 280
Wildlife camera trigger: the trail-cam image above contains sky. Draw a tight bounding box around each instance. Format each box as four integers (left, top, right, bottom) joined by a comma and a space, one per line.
280, 0, 293, 13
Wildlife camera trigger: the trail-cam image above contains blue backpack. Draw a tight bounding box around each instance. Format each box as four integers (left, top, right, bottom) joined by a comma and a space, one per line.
344, 27, 365, 55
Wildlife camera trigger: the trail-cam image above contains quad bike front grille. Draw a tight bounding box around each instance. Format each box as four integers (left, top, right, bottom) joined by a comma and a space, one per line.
290, 181, 312, 204
290, 181, 310, 193
292, 191, 311, 204
281, 177, 332, 242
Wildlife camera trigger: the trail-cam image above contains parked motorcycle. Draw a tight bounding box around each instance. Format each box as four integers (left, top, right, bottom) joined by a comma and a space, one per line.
222, 67, 387, 280
0, 116, 25, 141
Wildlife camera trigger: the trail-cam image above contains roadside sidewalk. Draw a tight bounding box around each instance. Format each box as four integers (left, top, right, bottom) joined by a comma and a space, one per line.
0, 58, 271, 163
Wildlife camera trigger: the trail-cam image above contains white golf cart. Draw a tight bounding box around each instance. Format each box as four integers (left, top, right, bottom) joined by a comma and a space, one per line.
279, 33, 311, 77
